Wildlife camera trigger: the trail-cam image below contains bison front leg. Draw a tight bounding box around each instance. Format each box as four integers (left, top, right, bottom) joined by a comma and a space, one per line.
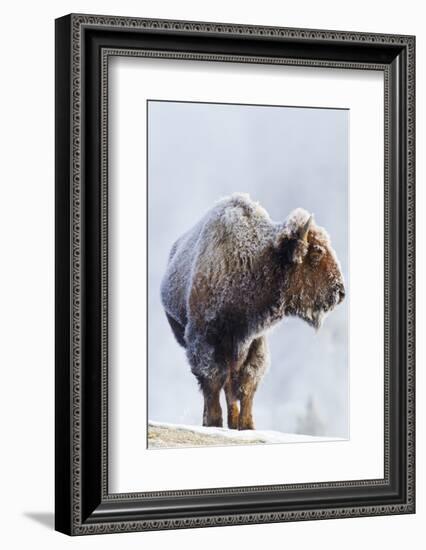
239, 386, 256, 430
224, 377, 239, 429
237, 337, 269, 431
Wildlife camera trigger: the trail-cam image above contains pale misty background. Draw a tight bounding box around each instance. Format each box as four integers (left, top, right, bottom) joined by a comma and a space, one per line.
148, 100, 349, 438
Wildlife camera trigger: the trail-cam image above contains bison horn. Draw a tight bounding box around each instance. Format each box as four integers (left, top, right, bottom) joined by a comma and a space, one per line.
300, 214, 313, 242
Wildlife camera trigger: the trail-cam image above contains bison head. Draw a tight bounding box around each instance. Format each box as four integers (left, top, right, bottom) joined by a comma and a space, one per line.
276, 208, 345, 329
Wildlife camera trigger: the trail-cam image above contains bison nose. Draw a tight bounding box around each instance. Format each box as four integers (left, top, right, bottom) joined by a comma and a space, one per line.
338, 285, 345, 304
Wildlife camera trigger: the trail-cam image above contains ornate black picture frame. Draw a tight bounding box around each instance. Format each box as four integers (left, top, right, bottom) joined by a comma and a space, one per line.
55, 13, 415, 535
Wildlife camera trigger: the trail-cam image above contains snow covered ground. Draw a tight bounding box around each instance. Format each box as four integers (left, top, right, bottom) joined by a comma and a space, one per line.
148, 420, 344, 449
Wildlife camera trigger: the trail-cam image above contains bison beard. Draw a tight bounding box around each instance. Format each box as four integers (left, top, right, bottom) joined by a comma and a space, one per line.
161, 193, 345, 430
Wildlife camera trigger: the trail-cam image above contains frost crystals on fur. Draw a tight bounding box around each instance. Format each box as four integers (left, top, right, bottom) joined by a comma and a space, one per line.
161, 193, 345, 430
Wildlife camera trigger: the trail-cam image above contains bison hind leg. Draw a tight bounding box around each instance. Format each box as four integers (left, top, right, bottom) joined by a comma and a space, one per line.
197, 371, 226, 428
186, 329, 228, 428
165, 312, 186, 348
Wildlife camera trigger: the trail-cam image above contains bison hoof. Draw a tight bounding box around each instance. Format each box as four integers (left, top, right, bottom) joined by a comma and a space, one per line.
228, 419, 239, 430
227, 412, 240, 430
239, 419, 255, 430
203, 417, 223, 428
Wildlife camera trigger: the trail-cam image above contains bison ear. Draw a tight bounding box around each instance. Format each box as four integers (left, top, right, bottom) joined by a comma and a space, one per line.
276, 235, 309, 265
277, 211, 313, 265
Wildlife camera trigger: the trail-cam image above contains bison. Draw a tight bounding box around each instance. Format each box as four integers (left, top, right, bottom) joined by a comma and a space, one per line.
161, 193, 345, 430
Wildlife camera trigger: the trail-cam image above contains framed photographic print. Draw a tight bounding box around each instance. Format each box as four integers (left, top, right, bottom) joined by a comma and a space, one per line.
55, 14, 415, 535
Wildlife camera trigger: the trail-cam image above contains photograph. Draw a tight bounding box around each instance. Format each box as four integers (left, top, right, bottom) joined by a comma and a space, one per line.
147, 100, 349, 449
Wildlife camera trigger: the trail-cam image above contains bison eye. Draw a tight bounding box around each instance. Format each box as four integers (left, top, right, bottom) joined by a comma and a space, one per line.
310, 244, 325, 266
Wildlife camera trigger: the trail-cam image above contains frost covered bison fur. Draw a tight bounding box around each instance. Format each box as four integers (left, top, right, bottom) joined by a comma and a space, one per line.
160, 193, 345, 430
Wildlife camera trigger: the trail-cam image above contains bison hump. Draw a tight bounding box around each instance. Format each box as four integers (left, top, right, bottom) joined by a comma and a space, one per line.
187, 195, 273, 325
